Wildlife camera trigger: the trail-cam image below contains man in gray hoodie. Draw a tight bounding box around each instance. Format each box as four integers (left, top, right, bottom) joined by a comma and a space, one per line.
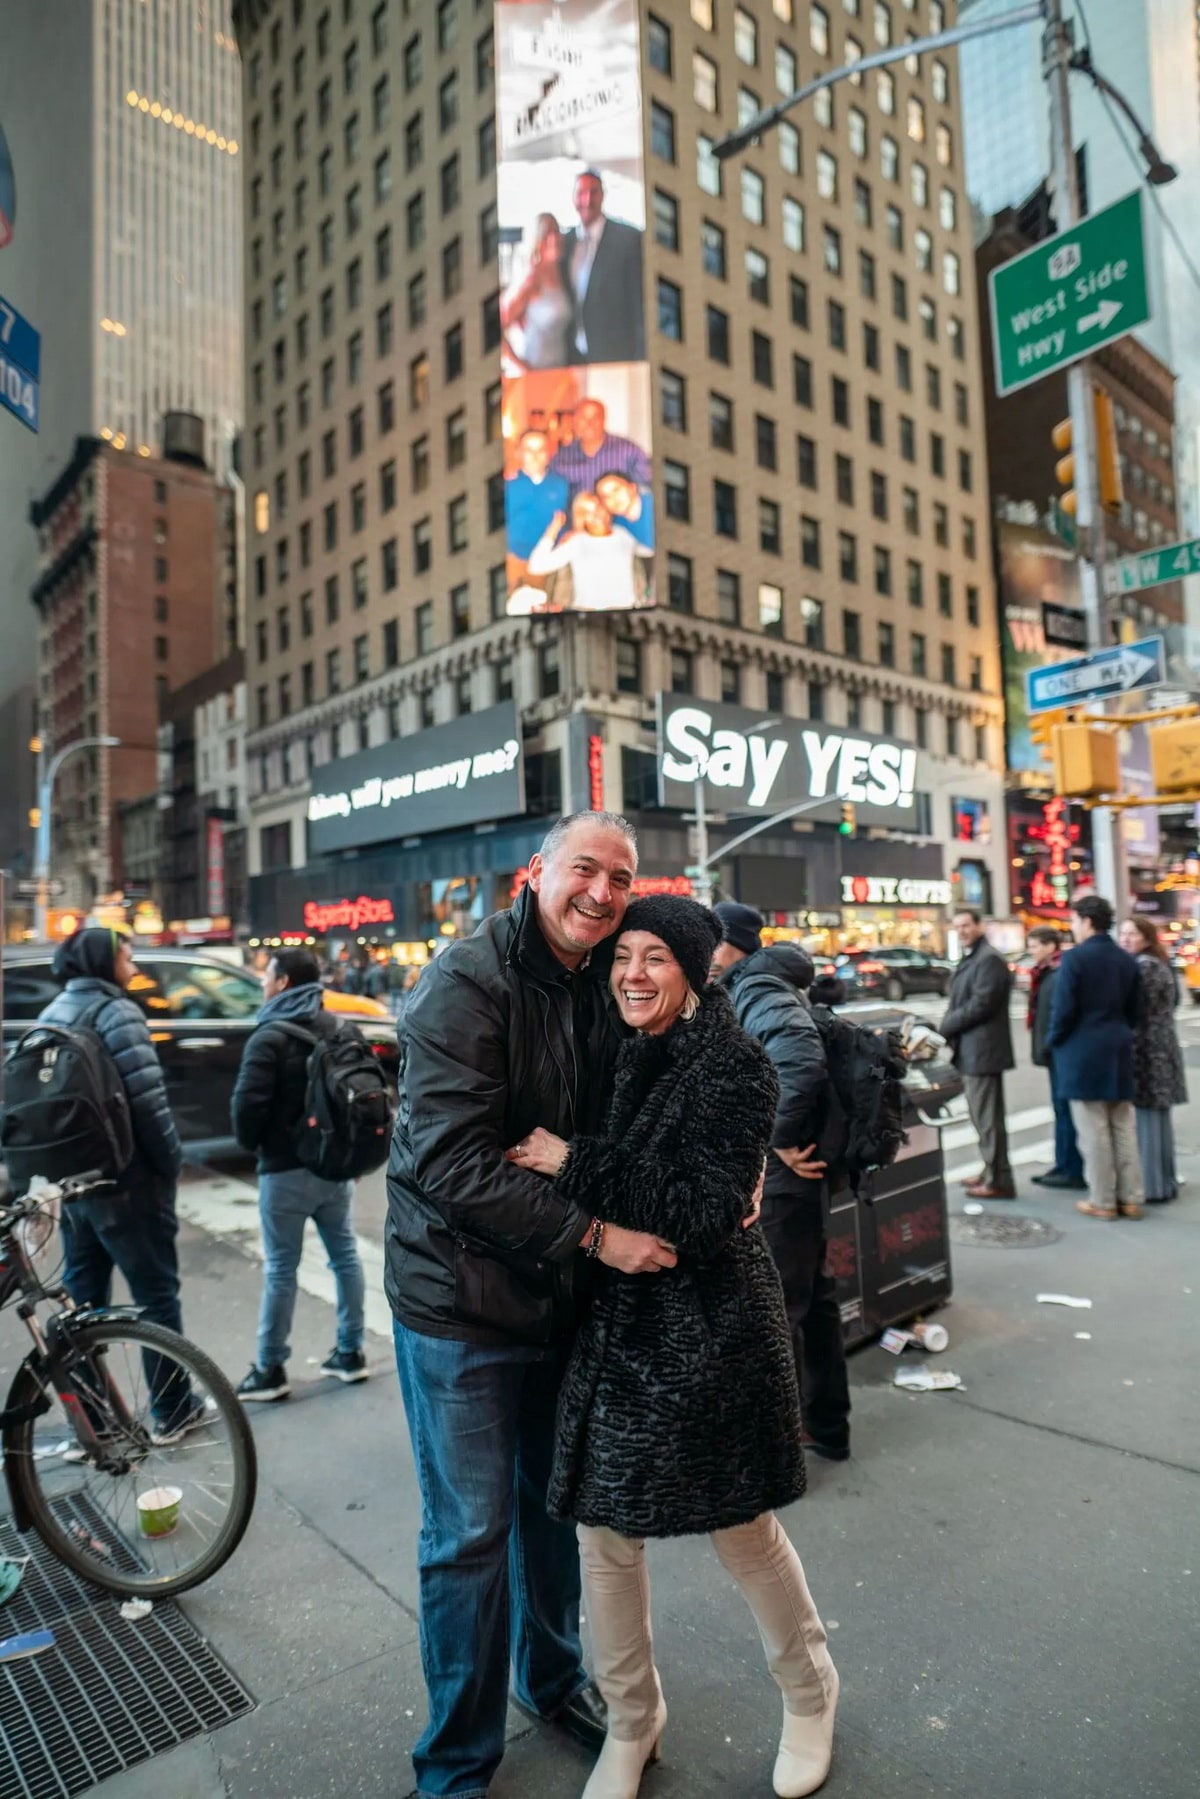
231, 947, 368, 1401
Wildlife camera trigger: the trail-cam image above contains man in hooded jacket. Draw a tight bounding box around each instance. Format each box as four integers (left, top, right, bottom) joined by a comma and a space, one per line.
38, 927, 198, 1439
711, 902, 852, 1460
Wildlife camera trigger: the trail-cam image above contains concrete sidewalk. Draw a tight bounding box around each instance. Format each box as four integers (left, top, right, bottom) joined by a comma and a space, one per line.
74, 1144, 1199, 1799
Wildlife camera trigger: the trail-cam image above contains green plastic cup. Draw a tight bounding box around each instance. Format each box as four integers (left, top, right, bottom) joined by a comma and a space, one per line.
137, 1485, 182, 1538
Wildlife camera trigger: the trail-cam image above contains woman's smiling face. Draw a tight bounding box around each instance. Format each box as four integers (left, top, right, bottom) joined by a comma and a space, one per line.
611, 931, 689, 1035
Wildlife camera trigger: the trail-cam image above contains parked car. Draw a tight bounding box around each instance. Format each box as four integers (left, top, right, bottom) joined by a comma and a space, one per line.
1, 947, 399, 1157
836, 946, 953, 1002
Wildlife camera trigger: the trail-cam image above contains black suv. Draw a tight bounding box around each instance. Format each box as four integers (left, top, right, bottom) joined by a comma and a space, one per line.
2, 947, 399, 1158
836, 946, 953, 1002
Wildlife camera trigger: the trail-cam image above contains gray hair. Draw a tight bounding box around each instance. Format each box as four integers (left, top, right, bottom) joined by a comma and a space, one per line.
538, 810, 638, 864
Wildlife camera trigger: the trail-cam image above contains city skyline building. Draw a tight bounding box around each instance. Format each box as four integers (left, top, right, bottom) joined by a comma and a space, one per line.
235, 0, 1008, 949
0, 0, 244, 873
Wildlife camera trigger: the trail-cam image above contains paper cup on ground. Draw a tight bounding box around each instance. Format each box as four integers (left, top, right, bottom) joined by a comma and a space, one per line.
137, 1486, 182, 1538
911, 1321, 949, 1352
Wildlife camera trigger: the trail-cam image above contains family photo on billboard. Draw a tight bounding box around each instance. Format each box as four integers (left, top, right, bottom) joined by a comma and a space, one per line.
495, 0, 654, 614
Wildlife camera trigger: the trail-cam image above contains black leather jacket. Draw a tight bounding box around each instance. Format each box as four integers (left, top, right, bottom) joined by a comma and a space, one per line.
720, 945, 829, 1202
384, 885, 624, 1346
39, 977, 182, 1184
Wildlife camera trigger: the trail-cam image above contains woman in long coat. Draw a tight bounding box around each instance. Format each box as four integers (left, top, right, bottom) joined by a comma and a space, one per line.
509, 897, 838, 1799
1118, 915, 1187, 1203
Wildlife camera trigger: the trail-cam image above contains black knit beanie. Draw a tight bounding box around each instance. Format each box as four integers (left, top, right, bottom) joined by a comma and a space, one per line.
713, 900, 764, 956
619, 896, 724, 996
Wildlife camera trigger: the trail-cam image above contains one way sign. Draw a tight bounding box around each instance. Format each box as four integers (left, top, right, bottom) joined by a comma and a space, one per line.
1026, 635, 1165, 713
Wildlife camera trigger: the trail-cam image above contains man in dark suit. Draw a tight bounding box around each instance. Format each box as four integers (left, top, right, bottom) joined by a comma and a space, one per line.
562, 170, 646, 365
1047, 893, 1143, 1221
940, 909, 1016, 1198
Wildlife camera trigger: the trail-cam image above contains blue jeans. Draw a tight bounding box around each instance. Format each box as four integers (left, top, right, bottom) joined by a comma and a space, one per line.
394, 1321, 586, 1799
1048, 1058, 1085, 1181
257, 1168, 365, 1369
61, 1168, 192, 1428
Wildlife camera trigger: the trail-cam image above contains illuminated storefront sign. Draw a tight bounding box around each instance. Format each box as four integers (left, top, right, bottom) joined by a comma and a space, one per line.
840, 876, 953, 908
302, 895, 395, 934
588, 734, 605, 810
659, 696, 918, 822
307, 701, 524, 853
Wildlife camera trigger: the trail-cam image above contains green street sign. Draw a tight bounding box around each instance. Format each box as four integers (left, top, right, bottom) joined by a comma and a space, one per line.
1105, 535, 1200, 597
989, 190, 1149, 397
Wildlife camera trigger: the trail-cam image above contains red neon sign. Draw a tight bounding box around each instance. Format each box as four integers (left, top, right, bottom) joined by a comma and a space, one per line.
302, 895, 395, 933
588, 734, 605, 811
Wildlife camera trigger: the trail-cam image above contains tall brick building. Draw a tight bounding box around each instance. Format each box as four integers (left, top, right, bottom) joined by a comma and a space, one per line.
31, 416, 238, 909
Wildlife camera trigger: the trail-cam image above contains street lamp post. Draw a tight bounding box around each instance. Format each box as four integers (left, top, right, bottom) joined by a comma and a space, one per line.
33, 736, 122, 941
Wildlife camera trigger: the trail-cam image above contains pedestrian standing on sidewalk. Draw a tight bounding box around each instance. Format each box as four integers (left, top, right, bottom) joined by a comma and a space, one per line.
386, 813, 680, 1799
1118, 914, 1187, 1205
709, 901, 851, 1464
939, 910, 1016, 1199
231, 947, 368, 1400
1047, 894, 1143, 1221
512, 896, 837, 1799
1027, 926, 1087, 1192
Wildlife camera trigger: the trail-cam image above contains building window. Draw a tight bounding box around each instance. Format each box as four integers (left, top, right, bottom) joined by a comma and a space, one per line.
843, 609, 861, 659
831, 377, 850, 427
714, 481, 738, 538
801, 515, 821, 569
654, 188, 680, 250
707, 305, 730, 363
874, 545, 892, 596
651, 102, 676, 163
664, 460, 691, 521
864, 322, 880, 370
668, 552, 695, 612
448, 494, 469, 553
451, 582, 470, 638
782, 198, 805, 253
657, 278, 683, 340
878, 620, 895, 667
702, 219, 727, 279
755, 414, 778, 471
797, 434, 817, 489
839, 532, 858, 582
760, 498, 782, 554
746, 247, 770, 304
693, 50, 719, 111
741, 168, 765, 225
413, 516, 432, 573
648, 12, 672, 73
836, 453, 854, 505
911, 633, 927, 677
416, 600, 434, 655
717, 568, 741, 626
794, 355, 813, 408
616, 637, 643, 695
752, 331, 774, 387
734, 6, 758, 63
779, 120, 800, 174
539, 640, 562, 699
907, 559, 924, 608
661, 369, 687, 431
669, 648, 695, 695
710, 392, 734, 450
824, 226, 842, 276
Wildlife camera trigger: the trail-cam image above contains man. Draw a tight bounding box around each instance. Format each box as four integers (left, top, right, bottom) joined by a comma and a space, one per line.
39, 927, 198, 1442
385, 812, 676, 1799
504, 428, 570, 562
711, 902, 851, 1461
1047, 894, 1143, 1221
561, 169, 645, 364
549, 397, 651, 498
231, 948, 368, 1401
594, 470, 655, 549
1026, 926, 1086, 1192
940, 909, 1016, 1199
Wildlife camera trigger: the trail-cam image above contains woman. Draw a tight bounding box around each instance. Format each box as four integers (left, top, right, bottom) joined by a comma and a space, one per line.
501, 212, 574, 370
1118, 914, 1187, 1203
510, 897, 838, 1799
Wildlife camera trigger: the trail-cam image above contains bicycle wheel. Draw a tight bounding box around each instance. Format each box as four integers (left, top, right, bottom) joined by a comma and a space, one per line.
6, 1317, 257, 1598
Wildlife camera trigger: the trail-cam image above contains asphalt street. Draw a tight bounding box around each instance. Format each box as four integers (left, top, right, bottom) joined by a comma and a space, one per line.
2, 993, 1198, 1798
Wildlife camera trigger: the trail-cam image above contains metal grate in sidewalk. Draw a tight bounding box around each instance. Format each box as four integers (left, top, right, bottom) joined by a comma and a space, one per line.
0, 1499, 254, 1798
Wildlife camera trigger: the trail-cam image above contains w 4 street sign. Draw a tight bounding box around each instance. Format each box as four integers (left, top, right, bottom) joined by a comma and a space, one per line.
989, 191, 1149, 397
1105, 535, 1200, 598
1026, 635, 1165, 713
0, 292, 40, 434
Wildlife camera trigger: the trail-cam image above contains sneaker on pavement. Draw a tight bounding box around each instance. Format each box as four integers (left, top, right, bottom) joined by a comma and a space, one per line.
320, 1348, 369, 1384
151, 1396, 220, 1446
236, 1364, 290, 1403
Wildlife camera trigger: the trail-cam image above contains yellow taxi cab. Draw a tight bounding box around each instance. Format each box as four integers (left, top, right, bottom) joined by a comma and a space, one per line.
322, 989, 391, 1019
1178, 945, 1200, 1006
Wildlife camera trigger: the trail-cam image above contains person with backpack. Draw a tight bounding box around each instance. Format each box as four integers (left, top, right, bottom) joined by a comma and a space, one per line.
231, 947, 378, 1401
28, 928, 200, 1441
710, 903, 852, 1464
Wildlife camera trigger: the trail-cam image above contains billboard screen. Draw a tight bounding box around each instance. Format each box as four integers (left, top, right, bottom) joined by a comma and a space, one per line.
997, 520, 1082, 774
494, 0, 654, 616
306, 702, 524, 855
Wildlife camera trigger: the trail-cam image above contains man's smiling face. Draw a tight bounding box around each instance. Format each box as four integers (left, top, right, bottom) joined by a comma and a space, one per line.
527, 821, 637, 967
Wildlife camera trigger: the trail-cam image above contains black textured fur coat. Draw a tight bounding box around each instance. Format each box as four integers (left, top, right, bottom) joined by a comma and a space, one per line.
547, 986, 806, 1538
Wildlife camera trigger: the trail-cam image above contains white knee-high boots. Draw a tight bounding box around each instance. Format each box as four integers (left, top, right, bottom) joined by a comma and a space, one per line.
577, 1524, 668, 1799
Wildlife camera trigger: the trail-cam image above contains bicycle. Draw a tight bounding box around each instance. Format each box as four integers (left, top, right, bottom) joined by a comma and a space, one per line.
0, 1170, 257, 1598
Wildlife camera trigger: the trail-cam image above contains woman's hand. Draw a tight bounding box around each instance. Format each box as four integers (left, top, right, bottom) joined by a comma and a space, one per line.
507, 1126, 571, 1177
742, 1163, 766, 1228
774, 1144, 827, 1180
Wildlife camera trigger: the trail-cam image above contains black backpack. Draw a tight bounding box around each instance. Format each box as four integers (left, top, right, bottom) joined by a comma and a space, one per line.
1, 1005, 134, 1190
275, 1017, 394, 1181
811, 1006, 907, 1196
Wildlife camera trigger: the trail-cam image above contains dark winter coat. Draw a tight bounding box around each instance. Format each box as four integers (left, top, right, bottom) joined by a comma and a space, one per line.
548, 986, 806, 1539
720, 944, 828, 1205
384, 883, 624, 1346
231, 981, 329, 1173
39, 977, 182, 1185
1131, 953, 1187, 1111
1029, 959, 1061, 1069
940, 939, 1014, 1074
1046, 934, 1139, 1102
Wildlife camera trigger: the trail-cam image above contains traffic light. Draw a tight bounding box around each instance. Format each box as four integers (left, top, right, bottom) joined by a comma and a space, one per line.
1029, 709, 1066, 768
1150, 719, 1200, 795
839, 801, 856, 837
28, 807, 41, 829
1028, 710, 1118, 797
1052, 418, 1076, 516
1093, 387, 1124, 517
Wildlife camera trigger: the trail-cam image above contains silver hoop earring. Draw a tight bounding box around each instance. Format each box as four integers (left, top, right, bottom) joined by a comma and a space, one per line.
680, 988, 700, 1022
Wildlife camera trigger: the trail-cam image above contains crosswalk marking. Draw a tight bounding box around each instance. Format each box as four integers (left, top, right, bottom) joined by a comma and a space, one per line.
177, 1171, 394, 1343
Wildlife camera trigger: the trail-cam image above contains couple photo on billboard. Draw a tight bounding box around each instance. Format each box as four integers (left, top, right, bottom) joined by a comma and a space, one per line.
495, 0, 655, 615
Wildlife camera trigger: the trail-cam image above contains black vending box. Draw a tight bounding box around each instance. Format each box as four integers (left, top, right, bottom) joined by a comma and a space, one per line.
823, 1007, 963, 1350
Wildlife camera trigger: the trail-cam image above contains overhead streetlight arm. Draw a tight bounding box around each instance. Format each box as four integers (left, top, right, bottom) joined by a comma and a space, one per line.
1067, 49, 1177, 183
713, 3, 1045, 161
